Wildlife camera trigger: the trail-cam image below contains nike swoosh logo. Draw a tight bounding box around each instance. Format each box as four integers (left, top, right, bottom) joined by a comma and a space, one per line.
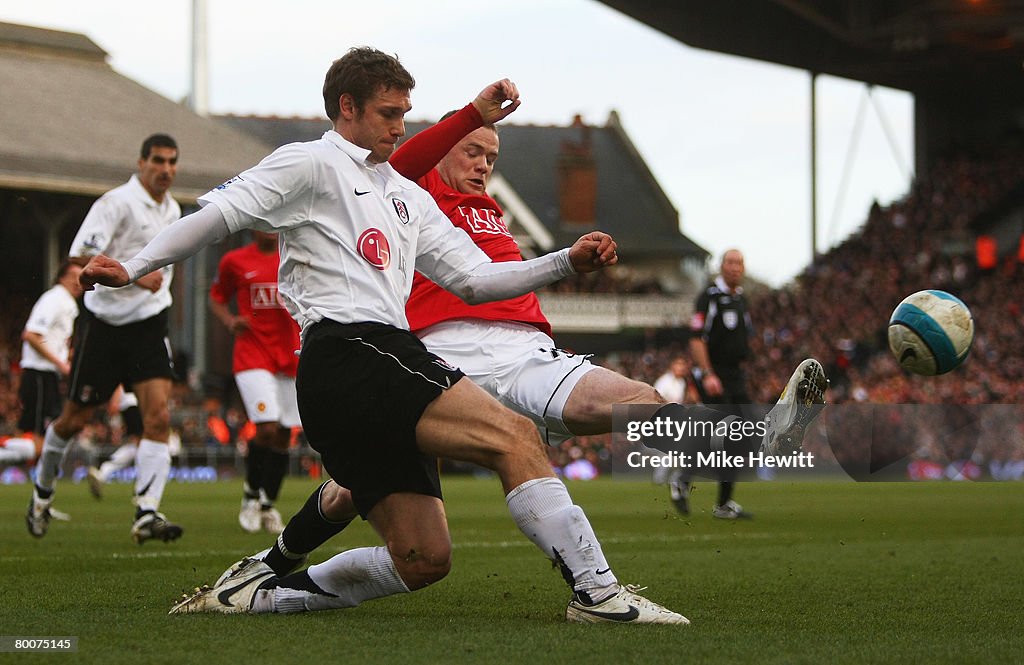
216, 573, 270, 608
244, 271, 259, 279
134, 476, 155, 497
574, 605, 640, 621
596, 568, 611, 575
354, 188, 371, 196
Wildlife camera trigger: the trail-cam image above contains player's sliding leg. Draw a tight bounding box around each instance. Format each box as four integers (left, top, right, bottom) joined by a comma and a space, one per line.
175, 379, 687, 623
416, 379, 687, 624
210, 480, 354, 588
172, 492, 434, 615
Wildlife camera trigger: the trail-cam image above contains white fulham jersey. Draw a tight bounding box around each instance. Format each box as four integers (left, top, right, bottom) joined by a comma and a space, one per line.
199, 130, 497, 333
20, 284, 79, 372
70, 175, 181, 325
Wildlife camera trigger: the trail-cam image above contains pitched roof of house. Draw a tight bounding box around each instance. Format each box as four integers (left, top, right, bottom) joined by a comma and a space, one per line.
218, 111, 708, 260
0, 21, 274, 201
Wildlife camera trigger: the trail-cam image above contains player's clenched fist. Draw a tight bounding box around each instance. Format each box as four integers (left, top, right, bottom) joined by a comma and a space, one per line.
568, 232, 618, 273
80, 255, 130, 290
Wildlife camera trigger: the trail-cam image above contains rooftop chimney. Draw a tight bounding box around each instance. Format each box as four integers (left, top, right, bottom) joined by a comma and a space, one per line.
557, 114, 597, 225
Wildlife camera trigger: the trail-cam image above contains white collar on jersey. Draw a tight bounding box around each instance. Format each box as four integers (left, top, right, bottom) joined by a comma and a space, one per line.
321, 130, 418, 191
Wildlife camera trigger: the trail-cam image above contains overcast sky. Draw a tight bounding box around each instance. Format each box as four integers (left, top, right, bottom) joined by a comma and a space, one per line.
1, 0, 914, 286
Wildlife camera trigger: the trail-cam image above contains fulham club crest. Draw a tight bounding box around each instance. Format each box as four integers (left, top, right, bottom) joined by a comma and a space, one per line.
392, 198, 410, 224
358, 228, 391, 270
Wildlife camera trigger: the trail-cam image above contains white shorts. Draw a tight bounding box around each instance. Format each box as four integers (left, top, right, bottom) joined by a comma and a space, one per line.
234, 369, 300, 428
417, 319, 598, 446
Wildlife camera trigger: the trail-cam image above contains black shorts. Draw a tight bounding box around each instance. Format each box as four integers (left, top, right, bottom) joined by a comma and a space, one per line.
68, 308, 175, 406
296, 320, 465, 518
121, 405, 144, 438
17, 368, 62, 434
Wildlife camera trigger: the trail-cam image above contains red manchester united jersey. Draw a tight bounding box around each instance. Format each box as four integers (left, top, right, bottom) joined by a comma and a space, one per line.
210, 243, 300, 375
396, 106, 551, 336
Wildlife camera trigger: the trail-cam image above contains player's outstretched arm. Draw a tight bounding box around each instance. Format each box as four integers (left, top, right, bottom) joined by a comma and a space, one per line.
568, 231, 618, 273
80, 205, 231, 291
419, 212, 619, 304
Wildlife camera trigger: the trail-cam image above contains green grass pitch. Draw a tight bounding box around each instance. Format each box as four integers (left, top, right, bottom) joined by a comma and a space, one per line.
1, 477, 1022, 664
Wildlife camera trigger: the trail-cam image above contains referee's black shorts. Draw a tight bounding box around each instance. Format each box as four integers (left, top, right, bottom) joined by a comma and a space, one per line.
68, 308, 175, 406
297, 320, 464, 518
17, 368, 62, 434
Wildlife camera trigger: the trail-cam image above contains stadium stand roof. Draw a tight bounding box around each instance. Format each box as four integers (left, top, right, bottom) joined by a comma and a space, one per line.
599, 1, 1024, 98
598, 1, 1024, 167
0, 21, 273, 201
218, 112, 708, 261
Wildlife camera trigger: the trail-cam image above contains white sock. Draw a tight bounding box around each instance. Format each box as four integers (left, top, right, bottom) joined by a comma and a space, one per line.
100, 443, 138, 481
506, 477, 618, 603
134, 439, 171, 513
0, 437, 35, 464
34, 426, 71, 492
270, 546, 410, 613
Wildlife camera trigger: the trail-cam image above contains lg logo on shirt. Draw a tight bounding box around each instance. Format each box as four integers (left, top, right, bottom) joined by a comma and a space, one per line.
358, 228, 391, 270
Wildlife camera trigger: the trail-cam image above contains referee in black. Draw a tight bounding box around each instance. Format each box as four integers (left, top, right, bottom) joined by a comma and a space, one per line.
679, 248, 755, 519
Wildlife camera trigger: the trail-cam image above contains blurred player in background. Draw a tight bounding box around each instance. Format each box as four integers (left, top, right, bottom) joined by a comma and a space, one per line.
653, 356, 700, 407
86, 386, 143, 497
650, 356, 700, 495
27, 134, 183, 544
209, 230, 300, 534
0, 261, 82, 474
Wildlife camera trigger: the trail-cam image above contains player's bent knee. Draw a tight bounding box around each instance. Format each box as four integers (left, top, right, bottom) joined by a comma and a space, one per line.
495, 413, 546, 458
390, 546, 452, 590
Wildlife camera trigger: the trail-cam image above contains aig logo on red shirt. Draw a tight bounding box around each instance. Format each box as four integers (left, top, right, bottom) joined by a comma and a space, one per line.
358, 228, 391, 270
455, 206, 511, 238
250, 283, 285, 308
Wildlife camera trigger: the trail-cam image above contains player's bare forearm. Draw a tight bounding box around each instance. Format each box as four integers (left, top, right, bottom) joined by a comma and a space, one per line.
134, 270, 164, 292
80, 255, 130, 290
209, 298, 249, 335
568, 232, 618, 273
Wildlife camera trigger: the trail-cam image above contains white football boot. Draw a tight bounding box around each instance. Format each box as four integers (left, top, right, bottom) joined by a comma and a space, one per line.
566, 585, 689, 625
760, 358, 828, 456
169, 559, 275, 614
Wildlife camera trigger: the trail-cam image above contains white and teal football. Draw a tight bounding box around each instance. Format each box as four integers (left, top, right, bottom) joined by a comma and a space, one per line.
888, 290, 974, 376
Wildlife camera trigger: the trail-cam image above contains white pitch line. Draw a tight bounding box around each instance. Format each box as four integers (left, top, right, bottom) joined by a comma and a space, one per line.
1, 532, 779, 564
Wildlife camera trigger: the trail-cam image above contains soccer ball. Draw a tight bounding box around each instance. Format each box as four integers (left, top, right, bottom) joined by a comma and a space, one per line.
888, 290, 974, 375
